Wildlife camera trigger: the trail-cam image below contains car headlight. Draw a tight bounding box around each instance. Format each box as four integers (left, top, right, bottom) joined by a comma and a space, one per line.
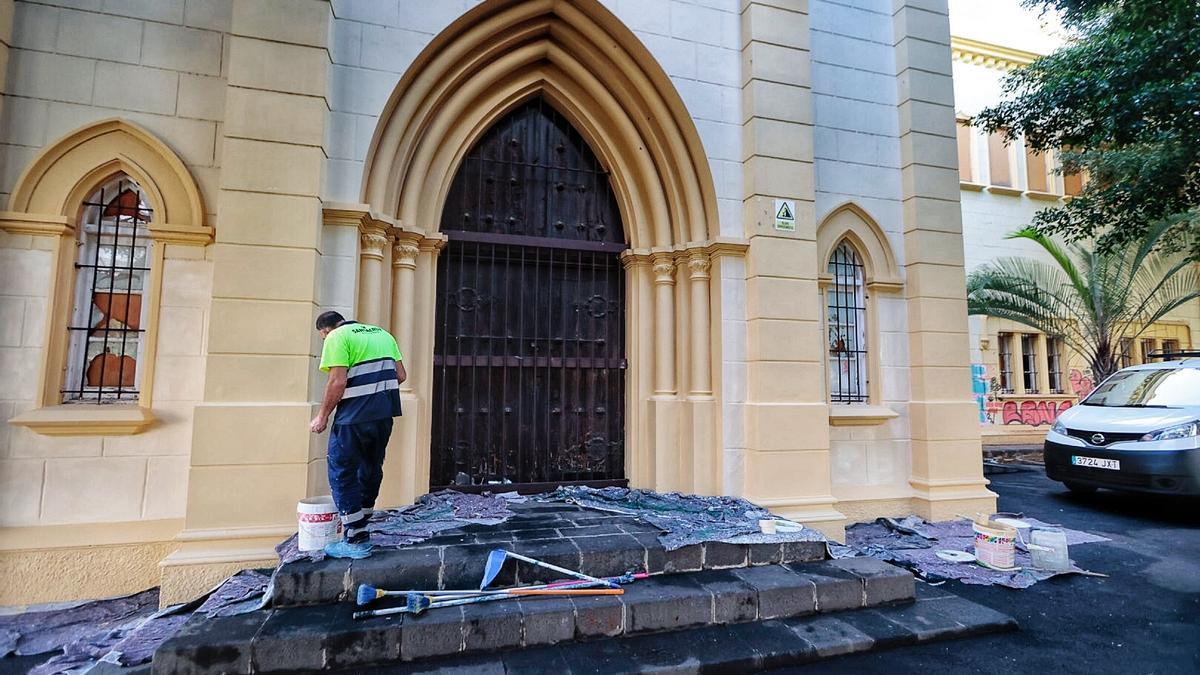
1141, 421, 1200, 442
1050, 420, 1067, 436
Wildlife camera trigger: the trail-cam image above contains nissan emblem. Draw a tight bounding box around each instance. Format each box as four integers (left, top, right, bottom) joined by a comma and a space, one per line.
1091, 433, 1106, 445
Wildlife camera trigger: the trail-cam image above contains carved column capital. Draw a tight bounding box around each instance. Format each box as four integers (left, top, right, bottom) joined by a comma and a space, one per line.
360, 231, 389, 259
687, 252, 711, 280
652, 256, 676, 285
391, 240, 420, 269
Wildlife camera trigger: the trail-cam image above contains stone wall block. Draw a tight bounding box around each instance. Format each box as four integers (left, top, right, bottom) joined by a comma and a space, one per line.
142, 22, 223, 76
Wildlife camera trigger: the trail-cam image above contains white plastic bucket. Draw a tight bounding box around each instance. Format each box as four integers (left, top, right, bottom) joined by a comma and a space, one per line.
1030, 528, 1070, 571
298, 496, 340, 551
973, 521, 1017, 570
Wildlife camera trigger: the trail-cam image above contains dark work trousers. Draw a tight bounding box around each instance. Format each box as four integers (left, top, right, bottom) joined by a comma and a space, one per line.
327, 418, 393, 543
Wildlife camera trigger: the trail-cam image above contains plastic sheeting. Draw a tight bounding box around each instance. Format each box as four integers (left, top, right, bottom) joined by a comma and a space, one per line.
543, 486, 826, 550
277, 490, 514, 563
835, 515, 1109, 588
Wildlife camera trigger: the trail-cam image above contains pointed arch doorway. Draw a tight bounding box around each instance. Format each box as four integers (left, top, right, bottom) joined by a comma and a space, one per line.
430, 96, 629, 491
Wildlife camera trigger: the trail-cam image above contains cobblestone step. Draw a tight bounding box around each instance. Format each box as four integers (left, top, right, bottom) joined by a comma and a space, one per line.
271, 507, 826, 607
154, 558, 911, 674
332, 584, 1018, 674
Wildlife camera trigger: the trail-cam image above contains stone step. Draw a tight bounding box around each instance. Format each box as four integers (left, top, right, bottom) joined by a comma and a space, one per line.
332, 584, 1018, 674
154, 558, 911, 674
271, 511, 826, 607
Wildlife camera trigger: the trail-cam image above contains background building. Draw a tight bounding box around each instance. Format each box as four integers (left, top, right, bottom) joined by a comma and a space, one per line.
0, 0, 995, 605
948, 0, 1200, 444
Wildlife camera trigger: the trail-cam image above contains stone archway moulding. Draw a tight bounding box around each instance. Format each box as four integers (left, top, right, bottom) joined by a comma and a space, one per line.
352, 0, 747, 499
815, 202, 903, 292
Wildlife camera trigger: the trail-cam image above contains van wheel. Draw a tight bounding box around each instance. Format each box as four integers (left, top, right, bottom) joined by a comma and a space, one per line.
1064, 481, 1097, 494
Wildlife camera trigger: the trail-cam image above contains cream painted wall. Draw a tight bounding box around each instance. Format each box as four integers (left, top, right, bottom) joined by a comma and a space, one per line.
810, 0, 911, 497
0, 0, 223, 528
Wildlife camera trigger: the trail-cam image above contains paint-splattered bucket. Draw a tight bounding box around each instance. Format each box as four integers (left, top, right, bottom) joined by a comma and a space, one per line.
298, 496, 340, 551
973, 520, 1017, 570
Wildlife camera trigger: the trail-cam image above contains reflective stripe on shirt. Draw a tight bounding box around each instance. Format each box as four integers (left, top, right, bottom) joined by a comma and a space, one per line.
343, 379, 400, 399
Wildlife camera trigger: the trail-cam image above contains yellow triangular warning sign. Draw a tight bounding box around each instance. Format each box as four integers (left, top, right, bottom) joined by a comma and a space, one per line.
776, 201, 794, 220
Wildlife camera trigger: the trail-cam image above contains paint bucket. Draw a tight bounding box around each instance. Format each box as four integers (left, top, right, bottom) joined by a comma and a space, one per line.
1029, 528, 1070, 571
972, 520, 1017, 570
298, 496, 340, 551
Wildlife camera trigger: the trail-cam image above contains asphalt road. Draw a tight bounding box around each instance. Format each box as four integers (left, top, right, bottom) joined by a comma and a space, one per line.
796, 466, 1200, 674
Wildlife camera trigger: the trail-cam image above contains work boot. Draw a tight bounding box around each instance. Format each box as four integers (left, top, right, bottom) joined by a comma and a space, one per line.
324, 539, 373, 559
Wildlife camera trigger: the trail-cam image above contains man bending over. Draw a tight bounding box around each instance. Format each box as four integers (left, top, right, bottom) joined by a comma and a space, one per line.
310, 311, 406, 559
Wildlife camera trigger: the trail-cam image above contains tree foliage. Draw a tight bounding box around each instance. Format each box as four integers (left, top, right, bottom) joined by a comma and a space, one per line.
973, 0, 1200, 257
966, 222, 1200, 382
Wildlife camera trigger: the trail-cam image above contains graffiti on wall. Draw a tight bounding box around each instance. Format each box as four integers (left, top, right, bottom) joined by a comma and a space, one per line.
1001, 399, 1072, 425
1069, 369, 1095, 398
971, 363, 989, 423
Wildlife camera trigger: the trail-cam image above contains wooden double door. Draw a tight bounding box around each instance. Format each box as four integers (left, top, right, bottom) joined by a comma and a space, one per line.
430, 97, 629, 491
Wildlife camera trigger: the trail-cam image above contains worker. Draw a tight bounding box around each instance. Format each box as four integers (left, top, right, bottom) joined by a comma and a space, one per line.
310, 310, 406, 559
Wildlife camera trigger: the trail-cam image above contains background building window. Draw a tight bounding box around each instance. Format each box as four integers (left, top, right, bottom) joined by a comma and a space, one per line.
1021, 334, 1039, 393
957, 119, 974, 182
998, 332, 1014, 393
988, 131, 1012, 187
1046, 336, 1064, 393
1118, 338, 1133, 369
63, 175, 151, 403
827, 241, 867, 403
1024, 145, 1050, 192
1141, 338, 1157, 363
1162, 339, 1181, 356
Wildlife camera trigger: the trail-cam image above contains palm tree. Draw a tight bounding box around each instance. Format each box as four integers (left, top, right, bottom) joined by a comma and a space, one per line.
967, 221, 1199, 383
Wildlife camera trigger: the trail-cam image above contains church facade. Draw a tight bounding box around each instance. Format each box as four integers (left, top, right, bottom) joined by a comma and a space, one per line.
0, 0, 995, 604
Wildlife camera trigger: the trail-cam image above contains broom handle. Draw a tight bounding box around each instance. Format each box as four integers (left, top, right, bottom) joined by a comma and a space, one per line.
503, 551, 605, 584
353, 587, 619, 619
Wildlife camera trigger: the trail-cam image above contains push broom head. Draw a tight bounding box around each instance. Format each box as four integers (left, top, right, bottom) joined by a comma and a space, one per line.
406, 593, 432, 615
356, 584, 384, 606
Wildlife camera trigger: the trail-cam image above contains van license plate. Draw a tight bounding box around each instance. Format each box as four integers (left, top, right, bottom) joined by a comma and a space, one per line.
1072, 456, 1120, 470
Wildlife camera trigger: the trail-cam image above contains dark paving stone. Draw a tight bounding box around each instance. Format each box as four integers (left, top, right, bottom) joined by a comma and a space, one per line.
364, 652, 505, 674
748, 542, 783, 565
558, 636, 642, 675
271, 557, 350, 606
400, 604, 465, 661
510, 527, 563, 542
153, 611, 269, 675
504, 518, 566, 531
702, 541, 748, 569
725, 619, 819, 670
573, 534, 647, 577
693, 569, 759, 623
733, 564, 817, 620
461, 599, 522, 653
351, 547, 442, 594
571, 515, 624, 526
442, 543, 513, 589
518, 596, 576, 646
782, 540, 827, 563
620, 574, 713, 633
663, 543, 703, 573
567, 523, 626, 537
471, 530, 514, 544
627, 532, 667, 574
828, 557, 915, 605
421, 532, 478, 547
837, 607, 921, 649
501, 645, 573, 674
510, 538, 583, 585
621, 626, 760, 674
788, 614, 876, 657
788, 560, 863, 612
252, 603, 401, 672
617, 520, 663, 534
880, 594, 1017, 642
571, 595, 625, 638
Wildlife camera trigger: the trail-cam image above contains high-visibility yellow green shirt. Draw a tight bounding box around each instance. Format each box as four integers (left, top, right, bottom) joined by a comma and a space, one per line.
319, 322, 403, 424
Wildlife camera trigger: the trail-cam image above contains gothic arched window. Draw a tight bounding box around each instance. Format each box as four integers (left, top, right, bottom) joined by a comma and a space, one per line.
827, 240, 867, 403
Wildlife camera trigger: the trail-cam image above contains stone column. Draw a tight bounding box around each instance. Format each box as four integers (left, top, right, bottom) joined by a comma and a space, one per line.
688, 252, 713, 397
893, 0, 996, 519
739, 0, 843, 537
165, 0, 335, 603
390, 235, 420, 393
357, 227, 388, 326
652, 255, 677, 396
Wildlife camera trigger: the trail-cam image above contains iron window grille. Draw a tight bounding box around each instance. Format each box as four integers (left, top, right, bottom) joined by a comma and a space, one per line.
827, 241, 867, 403
1046, 336, 1064, 393
997, 332, 1014, 393
1140, 338, 1156, 365
1161, 339, 1180, 357
1021, 334, 1039, 393
62, 175, 151, 403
